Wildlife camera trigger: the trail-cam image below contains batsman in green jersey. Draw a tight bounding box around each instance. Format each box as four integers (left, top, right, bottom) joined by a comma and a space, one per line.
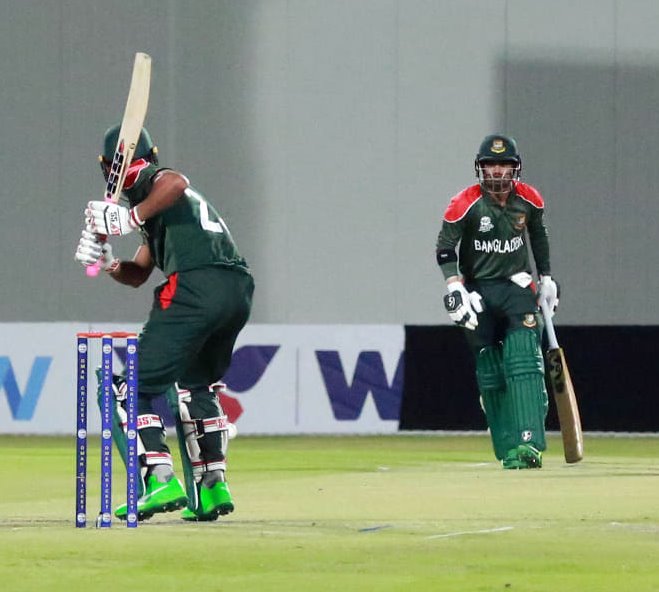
436, 134, 559, 469
75, 126, 254, 519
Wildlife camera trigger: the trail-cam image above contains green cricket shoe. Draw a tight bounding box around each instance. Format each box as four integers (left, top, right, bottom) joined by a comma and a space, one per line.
115, 474, 188, 521
180, 481, 234, 522
502, 444, 543, 470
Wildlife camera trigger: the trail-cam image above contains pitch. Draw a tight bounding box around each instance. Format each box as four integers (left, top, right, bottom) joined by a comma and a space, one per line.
0, 434, 658, 591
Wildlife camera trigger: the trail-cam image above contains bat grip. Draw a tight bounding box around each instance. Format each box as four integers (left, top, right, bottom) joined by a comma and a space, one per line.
540, 300, 560, 350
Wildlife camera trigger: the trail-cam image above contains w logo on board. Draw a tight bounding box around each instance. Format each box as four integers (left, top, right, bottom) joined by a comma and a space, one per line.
0, 357, 52, 420
316, 351, 403, 420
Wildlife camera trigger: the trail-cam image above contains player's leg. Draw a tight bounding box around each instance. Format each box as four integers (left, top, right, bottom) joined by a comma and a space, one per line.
177, 382, 235, 521
176, 270, 253, 521
501, 312, 548, 470
97, 373, 186, 520
113, 395, 187, 520
475, 345, 516, 460
465, 306, 516, 461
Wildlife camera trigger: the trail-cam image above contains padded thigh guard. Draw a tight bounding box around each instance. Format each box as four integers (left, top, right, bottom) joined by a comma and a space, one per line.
476, 346, 515, 461
503, 329, 549, 451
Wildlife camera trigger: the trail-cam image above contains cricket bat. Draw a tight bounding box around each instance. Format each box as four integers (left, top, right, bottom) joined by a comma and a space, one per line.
540, 301, 584, 463
87, 52, 152, 277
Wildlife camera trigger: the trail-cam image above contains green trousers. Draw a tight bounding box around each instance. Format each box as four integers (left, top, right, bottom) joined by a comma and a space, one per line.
137, 266, 254, 393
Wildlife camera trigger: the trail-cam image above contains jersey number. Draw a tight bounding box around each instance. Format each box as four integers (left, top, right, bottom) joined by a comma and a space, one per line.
185, 188, 226, 234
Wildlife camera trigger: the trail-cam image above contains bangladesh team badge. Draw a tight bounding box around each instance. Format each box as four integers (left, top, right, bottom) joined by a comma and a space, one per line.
490, 139, 506, 153
523, 314, 537, 328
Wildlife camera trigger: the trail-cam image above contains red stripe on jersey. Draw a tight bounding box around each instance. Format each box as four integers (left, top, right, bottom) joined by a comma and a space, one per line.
124, 158, 150, 190
514, 181, 545, 209
443, 185, 482, 223
159, 273, 178, 310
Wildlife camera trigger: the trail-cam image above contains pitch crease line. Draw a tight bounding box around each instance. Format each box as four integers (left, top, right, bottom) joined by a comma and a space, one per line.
427, 526, 514, 539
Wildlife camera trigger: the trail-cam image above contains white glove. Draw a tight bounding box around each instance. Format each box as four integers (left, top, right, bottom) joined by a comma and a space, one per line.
443, 281, 483, 331
538, 275, 559, 316
85, 201, 143, 236
74, 227, 120, 272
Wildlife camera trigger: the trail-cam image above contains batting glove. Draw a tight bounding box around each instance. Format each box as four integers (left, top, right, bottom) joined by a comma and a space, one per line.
74, 227, 120, 272
538, 275, 559, 317
85, 201, 144, 236
444, 281, 483, 331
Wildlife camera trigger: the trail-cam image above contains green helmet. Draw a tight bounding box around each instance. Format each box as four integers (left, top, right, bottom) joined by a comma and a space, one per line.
475, 134, 521, 166
100, 125, 158, 164
474, 134, 521, 189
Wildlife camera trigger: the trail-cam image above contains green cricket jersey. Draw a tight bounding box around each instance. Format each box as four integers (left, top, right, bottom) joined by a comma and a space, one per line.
436, 181, 550, 281
122, 159, 250, 276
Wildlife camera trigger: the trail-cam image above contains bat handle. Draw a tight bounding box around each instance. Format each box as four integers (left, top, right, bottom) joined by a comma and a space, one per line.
540, 300, 560, 350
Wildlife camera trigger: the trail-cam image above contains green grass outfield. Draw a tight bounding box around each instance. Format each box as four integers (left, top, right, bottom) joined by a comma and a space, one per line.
0, 434, 658, 591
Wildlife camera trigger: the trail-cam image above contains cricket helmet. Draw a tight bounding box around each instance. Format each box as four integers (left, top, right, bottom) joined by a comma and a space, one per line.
99, 125, 158, 178
474, 134, 521, 191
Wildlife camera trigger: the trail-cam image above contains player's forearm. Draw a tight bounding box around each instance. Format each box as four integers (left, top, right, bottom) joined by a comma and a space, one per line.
437, 256, 459, 280
436, 242, 459, 279
105, 243, 153, 287
106, 260, 151, 287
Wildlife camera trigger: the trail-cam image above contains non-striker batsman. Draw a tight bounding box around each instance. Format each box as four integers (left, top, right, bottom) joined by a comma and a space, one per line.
75, 126, 254, 519
436, 134, 559, 469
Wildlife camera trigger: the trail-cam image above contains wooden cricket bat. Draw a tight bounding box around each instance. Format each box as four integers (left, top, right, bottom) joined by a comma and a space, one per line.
540, 301, 584, 463
87, 52, 152, 277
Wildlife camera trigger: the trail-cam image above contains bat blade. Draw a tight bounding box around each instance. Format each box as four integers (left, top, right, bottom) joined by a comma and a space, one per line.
104, 51, 152, 204
87, 52, 151, 277
546, 346, 583, 463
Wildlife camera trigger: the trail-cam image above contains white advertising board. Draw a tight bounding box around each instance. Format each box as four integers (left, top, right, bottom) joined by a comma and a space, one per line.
0, 323, 404, 435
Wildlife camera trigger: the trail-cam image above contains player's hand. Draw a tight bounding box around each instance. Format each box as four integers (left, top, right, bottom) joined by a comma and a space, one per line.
85, 201, 143, 236
74, 227, 120, 272
443, 281, 483, 331
538, 275, 559, 317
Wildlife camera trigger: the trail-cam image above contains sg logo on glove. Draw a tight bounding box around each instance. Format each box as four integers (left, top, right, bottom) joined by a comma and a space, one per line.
443, 282, 483, 331
444, 293, 461, 312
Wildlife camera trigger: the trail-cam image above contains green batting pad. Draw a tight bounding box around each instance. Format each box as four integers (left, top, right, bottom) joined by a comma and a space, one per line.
476, 346, 515, 461
503, 329, 549, 451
